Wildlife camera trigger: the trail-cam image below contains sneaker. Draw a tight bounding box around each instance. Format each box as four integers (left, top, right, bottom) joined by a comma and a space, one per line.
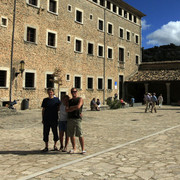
53, 146, 58, 151
42, 147, 48, 152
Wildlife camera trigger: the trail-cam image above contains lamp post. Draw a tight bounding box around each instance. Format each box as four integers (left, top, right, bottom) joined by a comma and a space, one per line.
9, 0, 17, 103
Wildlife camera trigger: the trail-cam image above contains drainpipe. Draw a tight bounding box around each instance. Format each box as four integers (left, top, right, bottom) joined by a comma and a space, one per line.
9, 0, 17, 103
103, 8, 106, 105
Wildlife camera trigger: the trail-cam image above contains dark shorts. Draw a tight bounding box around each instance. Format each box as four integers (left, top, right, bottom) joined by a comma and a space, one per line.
59, 121, 67, 132
67, 119, 83, 137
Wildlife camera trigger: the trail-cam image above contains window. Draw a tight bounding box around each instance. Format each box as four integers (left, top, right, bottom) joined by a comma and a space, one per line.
90, 14, 93, 20
67, 5, 72, 12
28, 0, 38, 6
126, 31, 130, 41
75, 38, 83, 53
119, 28, 124, 38
75, 9, 83, 24
87, 77, 93, 89
75, 76, 81, 89
92, 0, 97, 3
136, 55, 139, 64
1, 17, 8, 27
0, 70, 6, 87
113, 4, 117, 13
124, 10, 127, 18
107, 23, 113, 34
107, 47, 113, 59
66, 74, 70, 81
118, 7, 122, 16
27, 27, 36, 43
129, 13, 132, 21
135, 35, 139, 44
88, 42, 94, 55
25, 72, 35, 88
46, 74, 54, 88
106, 1, 111, 10
119, 48, 124, 62
134, 16, 137, 23
98, 78, 103, 90
98, 19, 104, 31
107, 79, 112, 90
47, 30, 57, 47
67, 35, 71, 42
98, 45, 104, 57
48, 0, 58, 14
100, 0, 105, 6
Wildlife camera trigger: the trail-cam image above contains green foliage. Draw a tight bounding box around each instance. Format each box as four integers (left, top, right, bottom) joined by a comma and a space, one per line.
106, 98, 122, 109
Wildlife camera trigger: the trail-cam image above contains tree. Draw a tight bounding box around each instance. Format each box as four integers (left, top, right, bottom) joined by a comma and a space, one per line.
51, 67, 63, 98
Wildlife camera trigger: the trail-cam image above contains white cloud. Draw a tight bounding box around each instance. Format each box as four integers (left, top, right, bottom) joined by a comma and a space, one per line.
141, 19, 151, 30
147, 21, 180, 46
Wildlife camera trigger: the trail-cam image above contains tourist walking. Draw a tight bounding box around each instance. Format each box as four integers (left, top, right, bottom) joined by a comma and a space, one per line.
66, 88, 86, 154
59, 95, 70, 152
144, 92, 151, 113
41, 88, 60, 152
151, 93, 158, 113
158, 94, 163, 108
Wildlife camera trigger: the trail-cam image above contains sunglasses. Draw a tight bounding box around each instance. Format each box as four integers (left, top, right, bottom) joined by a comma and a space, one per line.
71, 91, 77, 93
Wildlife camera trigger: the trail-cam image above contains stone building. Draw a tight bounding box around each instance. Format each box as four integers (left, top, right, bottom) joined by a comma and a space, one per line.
0, 0, 145, 109
125, 61, 180, 105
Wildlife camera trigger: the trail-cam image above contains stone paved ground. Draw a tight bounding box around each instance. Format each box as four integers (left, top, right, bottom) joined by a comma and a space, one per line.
0, 106, 180, 180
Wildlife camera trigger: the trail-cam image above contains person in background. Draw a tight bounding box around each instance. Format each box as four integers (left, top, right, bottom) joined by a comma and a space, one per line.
120, 98, 125, 108
151, 93, 158, 113
90, 98, 97, 111
59, 95, 70, 152
158, 94, 163, 108
130, 97, 135, 107
41, 88, 60, 152
96, 98, 101, 111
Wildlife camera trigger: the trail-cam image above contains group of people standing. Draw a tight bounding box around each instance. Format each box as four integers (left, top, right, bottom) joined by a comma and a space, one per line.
90, 98, 101, 111
144, 92, 163, 113
41, 88, 85, 154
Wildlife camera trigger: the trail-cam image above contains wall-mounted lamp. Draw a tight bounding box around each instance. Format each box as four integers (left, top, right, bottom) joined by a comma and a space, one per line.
15, 60, 25, 77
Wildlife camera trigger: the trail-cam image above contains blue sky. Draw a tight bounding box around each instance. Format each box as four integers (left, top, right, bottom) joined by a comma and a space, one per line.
124, 0, 180, 49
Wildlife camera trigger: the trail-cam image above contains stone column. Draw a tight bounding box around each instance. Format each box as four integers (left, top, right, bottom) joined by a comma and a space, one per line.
166, 83, 171, 105
144, 83, 149, 93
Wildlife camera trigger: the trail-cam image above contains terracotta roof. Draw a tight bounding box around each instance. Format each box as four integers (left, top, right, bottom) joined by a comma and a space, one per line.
126, 69, 180, 82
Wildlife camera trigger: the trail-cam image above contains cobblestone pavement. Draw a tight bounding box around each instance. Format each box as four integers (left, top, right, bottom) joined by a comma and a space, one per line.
0, 106, 180, 180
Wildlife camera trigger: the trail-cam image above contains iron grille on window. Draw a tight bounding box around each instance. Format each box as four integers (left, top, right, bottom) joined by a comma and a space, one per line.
25, 73, 34, 88
27, 27, 36, 42
0, 70, 6, 87
106, 1, 111, 10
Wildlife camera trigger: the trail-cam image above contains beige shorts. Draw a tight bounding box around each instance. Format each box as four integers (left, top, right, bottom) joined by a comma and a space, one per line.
67, 119, 83, 137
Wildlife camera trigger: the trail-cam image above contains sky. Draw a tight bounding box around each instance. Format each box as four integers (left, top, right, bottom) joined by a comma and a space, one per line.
124, 0, 180, 49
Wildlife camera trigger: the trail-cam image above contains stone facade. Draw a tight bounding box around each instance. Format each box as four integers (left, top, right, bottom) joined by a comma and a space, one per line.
0, 0, 145, 109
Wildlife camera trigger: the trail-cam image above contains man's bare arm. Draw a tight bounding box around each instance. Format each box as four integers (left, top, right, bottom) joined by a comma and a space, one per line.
66, 98, 83, 112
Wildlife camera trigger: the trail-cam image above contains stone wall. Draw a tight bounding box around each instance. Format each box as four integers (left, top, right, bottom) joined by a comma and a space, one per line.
0, 0, 143, 109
